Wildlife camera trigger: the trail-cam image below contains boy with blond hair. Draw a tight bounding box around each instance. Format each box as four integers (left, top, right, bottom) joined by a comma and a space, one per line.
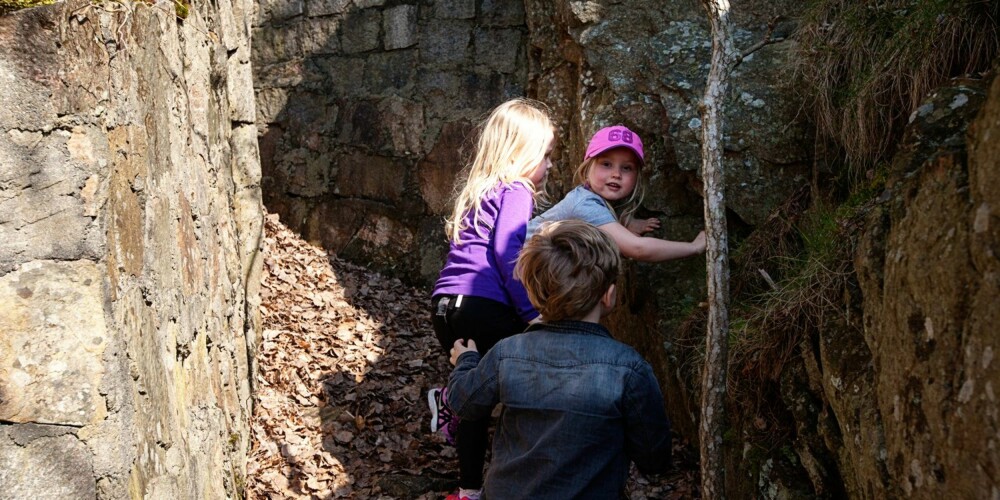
446, 219, 672, 499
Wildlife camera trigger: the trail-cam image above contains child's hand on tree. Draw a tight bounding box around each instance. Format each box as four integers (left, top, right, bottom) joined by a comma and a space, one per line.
692, 230, 707, 254
628, 217, 661, 235
450, 339, 478, 366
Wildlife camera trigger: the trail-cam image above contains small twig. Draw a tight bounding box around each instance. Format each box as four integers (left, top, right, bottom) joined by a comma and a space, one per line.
758, 268, 779, 291
69, 2, 93, 22
733, 15, 786, 68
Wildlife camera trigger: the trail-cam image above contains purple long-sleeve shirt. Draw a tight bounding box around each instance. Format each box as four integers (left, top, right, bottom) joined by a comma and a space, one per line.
433, 182, 539, 322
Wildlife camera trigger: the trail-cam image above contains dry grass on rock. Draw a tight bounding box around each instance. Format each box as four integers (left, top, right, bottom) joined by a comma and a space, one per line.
796, 0, 999, 172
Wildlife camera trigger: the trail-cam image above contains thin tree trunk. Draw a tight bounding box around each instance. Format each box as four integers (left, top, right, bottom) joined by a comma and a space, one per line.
698, 0, 735, 498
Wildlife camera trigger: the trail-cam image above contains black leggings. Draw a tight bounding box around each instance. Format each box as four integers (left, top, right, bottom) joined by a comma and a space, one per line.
431, 294, 529, 490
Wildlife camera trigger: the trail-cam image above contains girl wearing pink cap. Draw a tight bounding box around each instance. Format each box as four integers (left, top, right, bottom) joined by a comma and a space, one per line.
527, 125, 706, 262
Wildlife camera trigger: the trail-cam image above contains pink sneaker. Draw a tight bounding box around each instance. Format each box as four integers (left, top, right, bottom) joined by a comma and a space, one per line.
427, 387, 459, 445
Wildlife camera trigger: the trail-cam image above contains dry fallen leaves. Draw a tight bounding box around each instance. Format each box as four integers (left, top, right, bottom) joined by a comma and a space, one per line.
247, 212, 699, 499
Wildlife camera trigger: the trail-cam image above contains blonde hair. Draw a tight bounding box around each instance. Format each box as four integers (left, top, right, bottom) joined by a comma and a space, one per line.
446, 99, 555, 243
515, 219, 621, 321
574, 151, 647, 228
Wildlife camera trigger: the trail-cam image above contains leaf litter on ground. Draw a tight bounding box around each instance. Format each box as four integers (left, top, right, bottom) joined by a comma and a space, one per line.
247, 212, 700, 499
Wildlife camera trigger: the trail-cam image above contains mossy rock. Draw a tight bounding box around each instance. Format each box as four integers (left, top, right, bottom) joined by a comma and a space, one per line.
0, 0, 56, 15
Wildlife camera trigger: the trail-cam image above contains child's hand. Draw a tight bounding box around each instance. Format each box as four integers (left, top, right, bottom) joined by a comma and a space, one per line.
629, 217, 661, 235
692, 230, 707, 254
450, 339, 479, 366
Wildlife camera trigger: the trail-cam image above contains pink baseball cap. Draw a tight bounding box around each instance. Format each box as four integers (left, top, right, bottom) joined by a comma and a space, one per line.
585, 125, 644, 164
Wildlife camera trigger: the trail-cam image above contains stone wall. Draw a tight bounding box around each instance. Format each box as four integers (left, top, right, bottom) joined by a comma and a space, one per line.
0, 0, 262, 497
849, 74, 1000, 498
720, 73, 1000, 499
253, 0, 529, 284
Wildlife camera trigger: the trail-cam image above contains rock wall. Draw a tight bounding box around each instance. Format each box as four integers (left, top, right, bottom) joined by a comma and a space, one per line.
730, 74, 1000, 499
849, 74, 1000, 497
0, 0, 262, 497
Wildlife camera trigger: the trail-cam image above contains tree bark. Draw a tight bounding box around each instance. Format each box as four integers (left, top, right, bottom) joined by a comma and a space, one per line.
698, 0, 736, 498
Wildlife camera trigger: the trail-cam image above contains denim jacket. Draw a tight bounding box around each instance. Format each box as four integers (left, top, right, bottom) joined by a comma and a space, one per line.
447, 320, 672, 499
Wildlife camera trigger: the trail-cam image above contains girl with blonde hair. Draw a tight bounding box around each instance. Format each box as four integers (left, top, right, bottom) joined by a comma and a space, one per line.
428, 98, 555, 500
528, 125, 706, 262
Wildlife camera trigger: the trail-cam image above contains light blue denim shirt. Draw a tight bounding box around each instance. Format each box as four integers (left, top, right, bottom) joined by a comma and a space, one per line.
527, 185, 616, 240
447, 320, 672, 499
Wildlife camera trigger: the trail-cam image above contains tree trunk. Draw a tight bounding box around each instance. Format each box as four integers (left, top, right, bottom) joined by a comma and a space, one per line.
698, 0, 736, 498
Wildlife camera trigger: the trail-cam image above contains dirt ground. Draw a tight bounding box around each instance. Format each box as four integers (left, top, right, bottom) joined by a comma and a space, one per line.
246, 214, 699, 499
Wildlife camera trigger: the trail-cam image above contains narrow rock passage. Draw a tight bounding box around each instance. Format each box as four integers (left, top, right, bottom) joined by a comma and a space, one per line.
247, 214, 698, 499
